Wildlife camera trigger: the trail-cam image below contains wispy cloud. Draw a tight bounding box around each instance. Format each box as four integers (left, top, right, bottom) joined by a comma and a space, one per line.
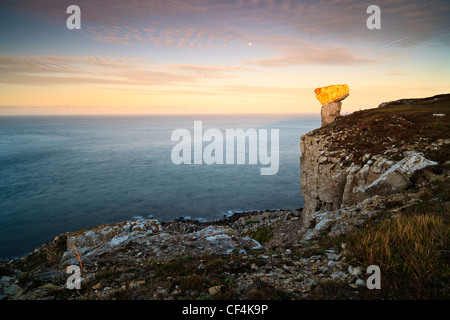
4, 0, 449, 51
1, 0, 450, 72
0, 55, 257, 86
387, 71, 405, 76
242, 43, 376, 67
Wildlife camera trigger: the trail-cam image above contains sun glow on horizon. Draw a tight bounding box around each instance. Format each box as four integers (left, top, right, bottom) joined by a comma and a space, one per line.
1, 0, 449, 115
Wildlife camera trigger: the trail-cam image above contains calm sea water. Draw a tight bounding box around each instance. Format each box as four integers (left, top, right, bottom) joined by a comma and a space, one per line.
0, 114, 320, 259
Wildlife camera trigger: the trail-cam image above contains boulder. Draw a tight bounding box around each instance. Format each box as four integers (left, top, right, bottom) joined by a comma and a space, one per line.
321, 102, 342, 126
364, 152, 437, 197
314, 84, 350, 105
314, 84, 349, 125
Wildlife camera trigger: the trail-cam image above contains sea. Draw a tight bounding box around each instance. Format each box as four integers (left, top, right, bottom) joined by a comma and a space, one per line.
0, 114, 320, 259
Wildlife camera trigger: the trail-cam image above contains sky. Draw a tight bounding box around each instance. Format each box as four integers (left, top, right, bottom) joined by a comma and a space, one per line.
0, 0, 449, 115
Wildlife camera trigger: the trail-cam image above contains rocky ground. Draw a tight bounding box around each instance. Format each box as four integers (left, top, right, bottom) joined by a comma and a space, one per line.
0, 208, 375, 300
1, 181, 442, 301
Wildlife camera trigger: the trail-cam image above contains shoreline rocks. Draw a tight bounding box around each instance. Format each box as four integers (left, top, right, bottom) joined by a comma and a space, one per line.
0, 207, 377, 300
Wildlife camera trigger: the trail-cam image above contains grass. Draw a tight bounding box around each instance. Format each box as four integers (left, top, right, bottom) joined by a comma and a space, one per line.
247, 225, 273, 244
346, 212, 448, 278
309, 168, 450, 300
246, 280, 293, 300
154, 256, 198, 277
152, 254, 252, 299
343, 199, 449, 299
9, 234, 68, 273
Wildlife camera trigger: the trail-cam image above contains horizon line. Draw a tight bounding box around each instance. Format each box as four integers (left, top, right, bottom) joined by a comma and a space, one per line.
0, 112, 324, 117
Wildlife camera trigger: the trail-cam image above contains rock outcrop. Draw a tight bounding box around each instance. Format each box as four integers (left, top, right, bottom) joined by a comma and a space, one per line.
314, 84, 349, 126
60, 218, 264, 268
300, 93, 449, 231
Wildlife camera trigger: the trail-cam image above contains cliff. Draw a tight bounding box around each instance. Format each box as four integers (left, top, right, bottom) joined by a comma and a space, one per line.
300, 94, 449, 234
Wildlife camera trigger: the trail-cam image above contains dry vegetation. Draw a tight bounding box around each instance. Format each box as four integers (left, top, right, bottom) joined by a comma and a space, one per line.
315, 176, 449, 300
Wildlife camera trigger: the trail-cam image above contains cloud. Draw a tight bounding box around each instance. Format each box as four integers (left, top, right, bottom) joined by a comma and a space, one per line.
0, 55, 256, 86
2, 0, 450, 46
4, 0, 449, 50
242, 43, 376, 67
218, 85, 312, 98
98, 84, 313, 99
2, 0, 449, 71
387, 71, 405, 76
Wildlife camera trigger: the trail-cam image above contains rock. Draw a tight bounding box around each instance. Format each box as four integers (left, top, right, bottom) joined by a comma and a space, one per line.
364, 152, 437, 197
326, 252, 340, 260
197, 264, 205, 270
300, 124, 438, 231
208, 285, 222, 296
321, 102, 342, 126
355, 279, 365, 287
128, 281, 144, 289
314, 84, 349, 126
172, 288, 181, 295
36, 271, 61, 282
300, 132, 348, 221
62, 218, 163, 265
0, 276, 14, 283
92, 283, 102, 290
59, 217, 264, 269
314, 84, 349, 105
319, 266, 330, 273
304, 279, 317, 287
327, 261, 336, 268
348, 265, 364, 277
194, 225, 263, 255
330, 272, 346, 280
4, 284, 22, 296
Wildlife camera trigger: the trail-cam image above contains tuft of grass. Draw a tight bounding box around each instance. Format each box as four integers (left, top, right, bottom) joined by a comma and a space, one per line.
291, 245, 325, 259
170, 274, 205, 293
10, 234, 68, 272
246, 280, 293, 300
154, 256, 197, 277
248, 226, 273, 244
344, 201, 449, 298
196, 292, 213, 300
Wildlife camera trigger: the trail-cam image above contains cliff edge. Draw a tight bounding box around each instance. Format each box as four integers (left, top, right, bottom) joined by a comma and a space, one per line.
300, 93, 449, 233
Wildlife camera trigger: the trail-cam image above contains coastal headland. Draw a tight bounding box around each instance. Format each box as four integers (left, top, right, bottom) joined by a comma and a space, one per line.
1, 94, 449, 300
